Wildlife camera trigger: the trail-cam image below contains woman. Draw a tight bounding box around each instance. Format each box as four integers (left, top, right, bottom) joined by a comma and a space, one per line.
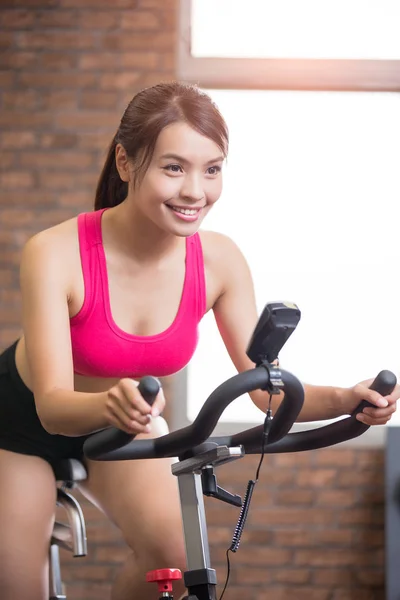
0, 82, 397, 600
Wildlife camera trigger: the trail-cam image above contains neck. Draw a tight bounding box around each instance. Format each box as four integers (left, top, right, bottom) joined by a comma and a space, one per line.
102, 202, 180, 263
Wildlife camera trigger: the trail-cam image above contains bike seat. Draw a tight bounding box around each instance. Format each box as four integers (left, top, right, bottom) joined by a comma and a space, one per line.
53, 459, 88, 487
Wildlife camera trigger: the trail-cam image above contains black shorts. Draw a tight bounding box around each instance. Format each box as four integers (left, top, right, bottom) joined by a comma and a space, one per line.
0, 341, 89, 472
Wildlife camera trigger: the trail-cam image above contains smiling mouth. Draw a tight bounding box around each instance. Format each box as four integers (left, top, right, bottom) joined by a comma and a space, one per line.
165, 204, 203, 216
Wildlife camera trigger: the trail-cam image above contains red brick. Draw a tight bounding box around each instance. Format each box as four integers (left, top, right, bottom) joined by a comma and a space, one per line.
139, 0, 176, 7
80, 91, 120, 110
258, 587, 331, 600
0, 32, 15, 48
0, 111, 52, 130
60, 0, 133, 5
0, 189, 56, 210
102, 31, 174, 51
58, 191, 95, 209
273, 453, 312, 467
99, 72, 141, 90
54, 111, 119, 131
35, 9, 77, 28
39, 133, 78, 149
337, 469, 383, 487
0, 171, 35, 188
79, 11, 120, 29
332, 591, 377, 600
4, 0, 58, 6
37, 171, 95, 190
160, 52, 176, 71
231, 566, 272, 584
294, 549, 372, 567
0, 71, 15, 88
314, 449, 356, 467
0, 328, 22, 348
214, 545, 292, 566
0, 51, 37, 69
316, 489, 358, 507
296, 469, 337, 488
0, 9, 36, 28
19, 72, 98, 89
274, 529, 353, 547
120, 10, 160, 30
0, 151, 17, 169
3, 90, 39, 110
41, 90, 78, 110
0, 270, 15, 286
17, 31, 98, 50
79, 51, 159, 71
77, 132, 111, 150
274, 489, 314, 505
312, 569, 354, 585
273, 568, 311, 584
0, 289, 21, 305
1, 131, 36, 148
357, 449, 384, 468
20, 151, 94, 170
38, 51, 78, 70
338, 508, 384, 526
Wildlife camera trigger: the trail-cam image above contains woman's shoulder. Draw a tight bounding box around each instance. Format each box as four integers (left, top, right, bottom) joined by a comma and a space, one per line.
198, 229, 246, 266
20, 215, 82, 279
24, 215, 80, 253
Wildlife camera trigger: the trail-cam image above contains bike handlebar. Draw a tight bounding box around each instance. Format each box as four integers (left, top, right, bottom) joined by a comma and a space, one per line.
83, 366, 397, 462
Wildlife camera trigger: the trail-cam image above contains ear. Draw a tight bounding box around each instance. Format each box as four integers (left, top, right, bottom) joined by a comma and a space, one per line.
115, 144, 131, 182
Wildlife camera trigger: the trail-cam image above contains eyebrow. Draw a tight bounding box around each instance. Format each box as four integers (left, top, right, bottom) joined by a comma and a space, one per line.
159, 153, 225, 165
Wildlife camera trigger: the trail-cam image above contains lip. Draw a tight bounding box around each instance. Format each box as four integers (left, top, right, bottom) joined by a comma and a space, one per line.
165, 203, 204, 222
165, 203, 205, 210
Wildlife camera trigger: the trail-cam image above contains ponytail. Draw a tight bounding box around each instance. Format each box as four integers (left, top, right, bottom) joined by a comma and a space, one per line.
94, 136, 128, 210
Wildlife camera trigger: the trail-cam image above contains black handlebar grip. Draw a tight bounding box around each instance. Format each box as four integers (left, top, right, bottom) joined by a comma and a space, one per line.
83, 376, 161, 459
352, 369, 397, 417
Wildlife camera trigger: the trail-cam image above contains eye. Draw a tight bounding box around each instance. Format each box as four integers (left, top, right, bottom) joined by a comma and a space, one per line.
206, 165, 222, 176
163, 164, 183, 173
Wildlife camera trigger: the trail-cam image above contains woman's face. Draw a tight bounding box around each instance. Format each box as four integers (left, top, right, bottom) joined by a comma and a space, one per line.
129, 122, 225, 236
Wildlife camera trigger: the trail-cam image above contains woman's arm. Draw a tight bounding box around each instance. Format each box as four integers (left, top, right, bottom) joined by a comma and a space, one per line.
20, 229, 113, 436
210, 234, 398, 424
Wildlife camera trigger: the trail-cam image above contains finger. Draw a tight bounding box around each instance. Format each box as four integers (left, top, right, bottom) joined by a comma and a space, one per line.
384, 388, 400, 404
106, 402, 151, 434
355, 386, 388, 408
356, 413, 392, 426
120, 379, 153, 415
362, 404, 396, 418
151, 390, 166, 417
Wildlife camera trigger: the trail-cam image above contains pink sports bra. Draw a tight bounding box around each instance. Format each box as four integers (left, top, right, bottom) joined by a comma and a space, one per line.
70, 209, 206, 379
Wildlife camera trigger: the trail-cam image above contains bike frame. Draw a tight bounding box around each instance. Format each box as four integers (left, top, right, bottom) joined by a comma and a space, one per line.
172, 445, 245, 600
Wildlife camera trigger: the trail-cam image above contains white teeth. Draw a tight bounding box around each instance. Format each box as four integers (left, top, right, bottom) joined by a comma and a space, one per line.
171, 206, 198, 215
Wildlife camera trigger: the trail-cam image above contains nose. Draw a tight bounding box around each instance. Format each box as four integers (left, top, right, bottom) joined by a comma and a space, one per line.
180, 173, 205, 203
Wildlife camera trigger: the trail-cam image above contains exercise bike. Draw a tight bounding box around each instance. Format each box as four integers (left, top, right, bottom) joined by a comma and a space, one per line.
51, 302, 396, 600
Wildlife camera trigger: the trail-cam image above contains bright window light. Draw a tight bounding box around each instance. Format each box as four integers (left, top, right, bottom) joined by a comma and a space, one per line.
191, 0, 400, 59
187, 90, 400, 424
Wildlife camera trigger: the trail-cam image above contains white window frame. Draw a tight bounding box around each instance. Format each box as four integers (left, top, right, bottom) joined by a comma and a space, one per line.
170, 0, 396, 447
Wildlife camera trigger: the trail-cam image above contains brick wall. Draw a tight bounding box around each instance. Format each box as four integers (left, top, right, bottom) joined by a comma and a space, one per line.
0, 0, 177, 349
0, 2, 387, 599
59, 447, 385, 600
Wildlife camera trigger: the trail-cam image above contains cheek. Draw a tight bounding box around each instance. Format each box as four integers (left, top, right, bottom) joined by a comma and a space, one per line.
206, 179, 223, 204
147, 173, 180, 200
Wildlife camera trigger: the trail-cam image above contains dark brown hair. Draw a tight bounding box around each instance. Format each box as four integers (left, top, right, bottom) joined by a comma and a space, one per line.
94, 82, 229, 210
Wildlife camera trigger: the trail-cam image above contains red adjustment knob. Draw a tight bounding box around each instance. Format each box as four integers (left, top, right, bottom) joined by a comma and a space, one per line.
146, 568, 182, 593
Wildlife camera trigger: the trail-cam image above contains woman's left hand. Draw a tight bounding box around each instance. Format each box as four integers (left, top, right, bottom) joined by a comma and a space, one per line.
342, 380, 400, 426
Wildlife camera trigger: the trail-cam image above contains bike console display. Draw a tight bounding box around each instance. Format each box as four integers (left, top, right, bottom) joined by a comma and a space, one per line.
246, 302, 301, 365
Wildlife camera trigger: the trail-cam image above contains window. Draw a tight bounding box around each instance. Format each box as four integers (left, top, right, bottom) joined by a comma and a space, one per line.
178, 0, 400, 90
173, 2, 400, 435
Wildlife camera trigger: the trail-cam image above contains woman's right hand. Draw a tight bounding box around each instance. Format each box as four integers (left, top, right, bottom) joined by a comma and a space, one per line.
104, 378, 166, 434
